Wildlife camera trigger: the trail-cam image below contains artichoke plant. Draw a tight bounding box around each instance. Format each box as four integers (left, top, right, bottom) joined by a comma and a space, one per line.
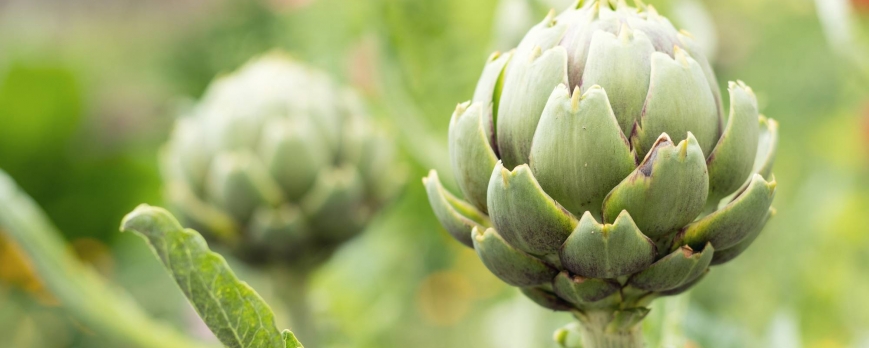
161, 53, 401, 344
424, 0, 778, 346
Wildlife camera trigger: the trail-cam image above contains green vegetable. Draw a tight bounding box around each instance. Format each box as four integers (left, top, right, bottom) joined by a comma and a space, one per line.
161, 52, 402, 345
121, 204, 304, 348
423, 1, 779, 346
161, 52, 402, 270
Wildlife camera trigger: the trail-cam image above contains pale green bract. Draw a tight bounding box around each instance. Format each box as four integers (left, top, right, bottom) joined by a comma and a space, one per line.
121, 205, 304, 348
424, 0, 779, 346
161, 53, 400, 270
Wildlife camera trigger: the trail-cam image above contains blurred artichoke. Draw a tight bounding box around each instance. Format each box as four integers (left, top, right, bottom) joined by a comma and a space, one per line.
424, 0, 778, 345
162, 53, 400, 270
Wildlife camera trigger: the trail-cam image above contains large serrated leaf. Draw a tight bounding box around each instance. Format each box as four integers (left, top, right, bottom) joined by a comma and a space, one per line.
120, 204, 303, 348
0, 171, 213, 348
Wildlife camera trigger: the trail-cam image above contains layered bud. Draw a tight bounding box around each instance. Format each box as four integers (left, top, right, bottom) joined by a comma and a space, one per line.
424, 0, 779, 331
162, 53, 400, 269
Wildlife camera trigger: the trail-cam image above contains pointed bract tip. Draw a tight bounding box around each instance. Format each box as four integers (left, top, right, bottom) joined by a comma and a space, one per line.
544, 9, 557, 25
617, 0, 630, 10
766, 176, 777, 192
529, 46, 543, 61
673, 46, 690, 66
645, 4, 659, 17
679, 245, 694, 257
455, 101, 471, 114
618, 23, 634, 41
764, 116, 779, 128
679, 29, 695, 39
730, 80, 756, 97
728, 81, 737, 90
487, 51, 502, 62
676, 134, 694, 158
472, 226, 487, 242
499, 165, 510, 186
633, 0, 646, 8
655, 132, 674, 145
571, 85, 583, 110
579, 210, 599, 224
613, 209, 634, 225
422, 169, 438, 185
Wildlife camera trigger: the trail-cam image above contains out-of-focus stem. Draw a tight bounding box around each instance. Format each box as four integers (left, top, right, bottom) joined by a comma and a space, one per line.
272, 267, 318, 348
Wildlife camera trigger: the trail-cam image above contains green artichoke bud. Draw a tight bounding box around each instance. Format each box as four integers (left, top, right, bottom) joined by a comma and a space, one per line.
162, 53, 400, 269
424, 0, 778, 343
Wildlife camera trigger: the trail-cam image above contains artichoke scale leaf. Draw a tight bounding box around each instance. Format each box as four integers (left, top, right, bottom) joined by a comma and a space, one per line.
658, 269, 708, 297
205, 151, 286, 222
631, 48, 719, 158
422, 170, 490, 247
558, 6, 620, 88
487, 162, 578, 256
678, 31, 724, 124
580, 25, 654, 136
602, 133, 709, 240
711, 208, 774, 265
248, 204, 309, 252
707, 81, 761, 202
754, 116, 779, 180
520, 285, 574, 311
511, 8, 569, 71
473, 51, 513, 144
628, 242, 713, 292
162, 117, 211, 191
258, 116, 329, 201
560, 211, 656, 279
473, 51, 513, 106
497, 42, 569, 168
472, 227, 558, 287
449, 102, 500, 213
529, 85, 636, 218
300, 165, 366, 242
552, 270, 621, 304
677, 174, 777, 250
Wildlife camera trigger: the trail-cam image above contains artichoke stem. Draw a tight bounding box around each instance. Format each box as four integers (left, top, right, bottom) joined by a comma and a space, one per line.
576, 311, 645, 348
272, 266, 318, 348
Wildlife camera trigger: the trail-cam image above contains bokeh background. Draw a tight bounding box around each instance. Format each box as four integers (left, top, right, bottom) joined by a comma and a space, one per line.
1, 0, 868, 347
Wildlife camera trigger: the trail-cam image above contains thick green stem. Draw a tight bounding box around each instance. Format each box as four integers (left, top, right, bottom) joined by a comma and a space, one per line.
577, 311, 645, 348
272, 267, 318, 348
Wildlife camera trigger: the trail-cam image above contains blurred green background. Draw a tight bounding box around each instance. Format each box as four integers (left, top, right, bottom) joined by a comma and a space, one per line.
1, 0, 868, 347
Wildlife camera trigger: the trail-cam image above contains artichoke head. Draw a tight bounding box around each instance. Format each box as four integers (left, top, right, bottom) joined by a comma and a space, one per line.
162, 54, 400, 268
424, 0, 778, 318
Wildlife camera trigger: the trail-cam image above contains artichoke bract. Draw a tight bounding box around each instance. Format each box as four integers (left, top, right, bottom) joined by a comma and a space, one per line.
424, 0, 778, 345
162, 54, 399, 270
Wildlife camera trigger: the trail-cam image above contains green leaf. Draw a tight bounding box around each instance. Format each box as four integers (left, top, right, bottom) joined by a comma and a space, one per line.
282, 330, 304, 348
0, 170, 213, 348
120, 204, 303, 348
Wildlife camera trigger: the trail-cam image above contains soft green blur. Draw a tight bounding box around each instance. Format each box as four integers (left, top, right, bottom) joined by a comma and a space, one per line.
0, 0, 868, 347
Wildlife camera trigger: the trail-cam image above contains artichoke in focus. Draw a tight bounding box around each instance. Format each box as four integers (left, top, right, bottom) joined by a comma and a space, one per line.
424, 0, 778, 345
161, 54, 400, 270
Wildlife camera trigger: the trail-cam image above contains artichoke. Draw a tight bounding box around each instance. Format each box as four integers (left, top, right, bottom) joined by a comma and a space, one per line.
424, 0, 778, 345
161, 53, 400, 270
